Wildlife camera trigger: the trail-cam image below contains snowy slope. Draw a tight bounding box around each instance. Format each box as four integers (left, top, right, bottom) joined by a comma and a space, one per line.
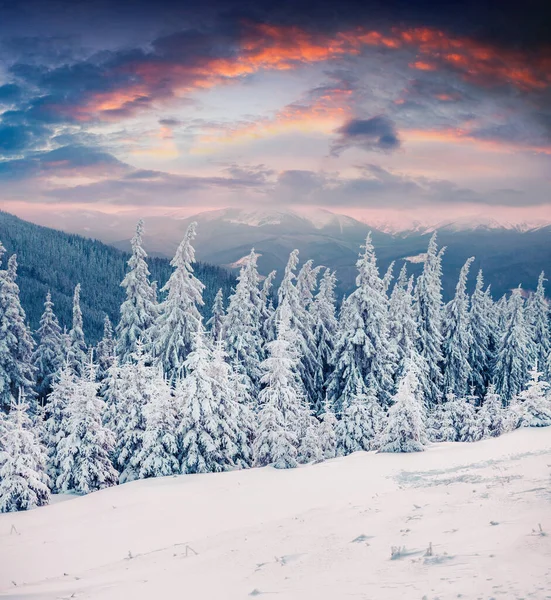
1, 428, 551, 600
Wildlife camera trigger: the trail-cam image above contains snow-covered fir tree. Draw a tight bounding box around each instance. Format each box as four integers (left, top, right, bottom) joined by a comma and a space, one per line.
221, 249, 264, 403
95, 316, 115, 382
310, 269, 338, 397
442, 257, 474, 397
0, 254, 35, 412
0, 393, 50, 513
328, 234, 395, 413
134, 369, 179, 479
509, 364, 551, 428
254, 302, 307, 469
56, 357, 118, 494
478, 384, 506, 438
116, 220, 157, 362
318, 400, 337, 460
298, 416, 322, 464
526, 272, 550, 377
494, 287, 535, 402
273, 251, 322, 412
178, 330, 231, 474
378, 365, 427, 453
67, 284, 87, 378
414, 233, 445, 406
468, 270, 493, 396
111, 341, 151, 482
43, 364, 75, 487
154, 222, 205, 381
32, 291, 64, 401
296, 259, 322, 308
336, 368, 384, 455
260, 269, 277, 341
441, 393, 481, 442
206, 288, 225, 342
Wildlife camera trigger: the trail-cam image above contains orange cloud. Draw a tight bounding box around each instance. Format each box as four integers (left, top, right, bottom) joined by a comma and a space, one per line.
58, 22, 549, 124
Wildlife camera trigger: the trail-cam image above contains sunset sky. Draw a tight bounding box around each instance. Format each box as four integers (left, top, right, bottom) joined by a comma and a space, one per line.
0, 0, 550, 227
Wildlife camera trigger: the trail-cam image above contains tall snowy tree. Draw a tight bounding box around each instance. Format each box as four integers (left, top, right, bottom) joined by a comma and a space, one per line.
134, 369, 179, 479
442, 257, 474, 397
0, 393, 50, 512
222, 250, 264, 402
207, 288, 225, 342
414, 233, 445, 406
336, 367, 384, 455
111, 341, 151, 482
254, 302, 307, 469
67, 284, 87, 378
310, 269, 338, 397
509, 364, 551, 428
318, 400, 337, 460
0, 254, 35, 412
43, 363, 74, 487
56, 358, 118, 494
116, 220, 157, 362
178, 331, 230, 474
526, 272, 550, 377
154, 223, 205, 381
95, 316, 115, 382
260, 269, 277, 342
494, 287, 535, 402
478, 384, 506, 438
378, 366, 427, 453
468, 270, 493, 396
273, 251, 322, 412
327, 234, 395, 413
32, 291, 64, 402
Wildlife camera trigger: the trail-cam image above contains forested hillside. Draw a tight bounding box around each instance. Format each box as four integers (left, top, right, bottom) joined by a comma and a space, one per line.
0, 211, 236, 343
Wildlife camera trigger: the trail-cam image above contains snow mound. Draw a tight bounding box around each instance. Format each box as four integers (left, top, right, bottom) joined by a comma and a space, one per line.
1, 428, 551, 599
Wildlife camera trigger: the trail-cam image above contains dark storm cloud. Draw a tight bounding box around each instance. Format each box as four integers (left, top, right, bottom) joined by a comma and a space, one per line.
331, 117, 401, 155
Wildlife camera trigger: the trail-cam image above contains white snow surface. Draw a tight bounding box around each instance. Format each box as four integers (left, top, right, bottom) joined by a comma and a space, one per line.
1, 428, 551, 599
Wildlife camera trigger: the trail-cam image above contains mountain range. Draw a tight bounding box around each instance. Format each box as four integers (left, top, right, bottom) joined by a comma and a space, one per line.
106, 207, 551, 300
0, 211, 236, 343
4, 207, 550, 315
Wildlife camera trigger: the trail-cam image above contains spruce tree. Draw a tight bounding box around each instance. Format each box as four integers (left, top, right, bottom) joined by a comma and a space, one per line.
135, 370, 179, 479
527, 272, 550, 376
178, 331, 224, 474
336, 370, 384, 455
327, 234, 395, 413
310, 269, 338, 399
43, 364, 75, 487
222, 250, 264, 402
254, 302, 307, 469
116, 220, 157, 362
414, 233, 445, 406
260, 270, 277, 342
0, 254, 35, 412
67, 284, 87, 378
207, 288, 225, 342
442, 257, 474, 397
0, 393, 50, 512
494, 287, 535, 402
468, 271, 493, 396
56, 358, 117, 494
112, 341, 151, 482
478, 384, 505, 438
318, 400, 337, 460
32, 291, 64, 401
378, 366, 427, 453
298, 416, 322, 463
154, 223, 205, 381
509, 365, 551, 428
273, 250, 322, 412
95, 316, 115, 382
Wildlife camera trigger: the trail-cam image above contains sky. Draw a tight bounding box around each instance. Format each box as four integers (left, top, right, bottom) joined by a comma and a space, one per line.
0, 0, 550, 228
